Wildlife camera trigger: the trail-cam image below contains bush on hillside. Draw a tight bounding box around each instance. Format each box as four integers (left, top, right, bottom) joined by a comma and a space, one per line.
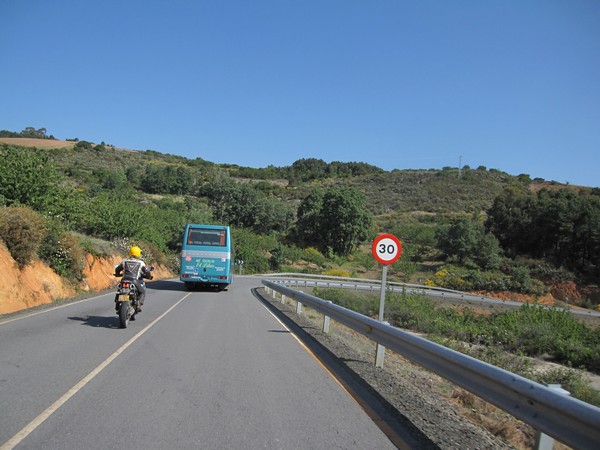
322, 268, 351, 278
38, 220, 86, 281
230, 228, 281, 274
425, 265, 546, 295
0, 145, 65, 214
0, 206, 47, 267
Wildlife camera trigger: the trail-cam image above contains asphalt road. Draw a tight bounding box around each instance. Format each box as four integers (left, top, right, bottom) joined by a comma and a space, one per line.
0, 276, 395, 449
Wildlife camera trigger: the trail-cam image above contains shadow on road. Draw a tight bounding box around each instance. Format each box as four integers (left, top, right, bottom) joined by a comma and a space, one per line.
69, 315, 120, 329
146, 279, 187, 292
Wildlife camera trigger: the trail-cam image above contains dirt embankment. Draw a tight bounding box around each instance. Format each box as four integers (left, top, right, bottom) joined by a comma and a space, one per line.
0, 244, 173, 315
474, 280, 600, 312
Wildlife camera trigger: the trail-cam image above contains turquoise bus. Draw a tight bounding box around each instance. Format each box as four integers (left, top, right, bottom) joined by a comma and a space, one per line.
180, 224, 234, 290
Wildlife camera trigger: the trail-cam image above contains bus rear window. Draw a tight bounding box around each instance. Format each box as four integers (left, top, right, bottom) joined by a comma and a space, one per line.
187, 228, 227, 247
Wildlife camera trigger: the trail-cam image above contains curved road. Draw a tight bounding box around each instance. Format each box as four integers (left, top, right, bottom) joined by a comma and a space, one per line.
0, 276, 395, 449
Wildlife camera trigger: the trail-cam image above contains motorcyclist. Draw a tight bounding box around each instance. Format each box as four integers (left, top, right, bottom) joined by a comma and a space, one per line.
115, 245, 153, 312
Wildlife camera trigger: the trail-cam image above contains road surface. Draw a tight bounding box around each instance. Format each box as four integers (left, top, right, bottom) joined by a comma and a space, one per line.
0, 276, 395, 449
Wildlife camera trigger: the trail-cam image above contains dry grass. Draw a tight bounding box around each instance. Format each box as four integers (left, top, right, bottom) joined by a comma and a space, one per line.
450, 389, 537, 449
0, 137, 76, 149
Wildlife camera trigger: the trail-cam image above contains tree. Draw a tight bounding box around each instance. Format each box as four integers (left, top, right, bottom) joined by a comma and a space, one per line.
141, 165, 194, 195
486, 187, 600, 277
74, 141, 93, 151
0, 145, 64, 213
437, 215, 502, 269
201, 178, 292, 234
295, 186, 373, 256
93, 168, 127, 190
289, 158, 328, 182
20, 127, 51, 139
295, 187, 324, 246
320, 187, 373, 256
485, 185, 536, 257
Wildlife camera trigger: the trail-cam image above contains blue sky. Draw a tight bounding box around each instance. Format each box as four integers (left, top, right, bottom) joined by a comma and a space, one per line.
1, 1, 599, 187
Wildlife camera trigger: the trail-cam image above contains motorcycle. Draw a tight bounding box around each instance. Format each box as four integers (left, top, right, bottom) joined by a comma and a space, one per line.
113, 267, 154, 328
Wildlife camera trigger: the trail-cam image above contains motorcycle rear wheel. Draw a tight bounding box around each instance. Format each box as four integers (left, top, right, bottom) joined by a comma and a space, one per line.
118, 301, 130, 328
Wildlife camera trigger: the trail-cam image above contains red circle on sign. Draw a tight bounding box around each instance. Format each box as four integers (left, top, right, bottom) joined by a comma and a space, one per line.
371, 233, 402, 265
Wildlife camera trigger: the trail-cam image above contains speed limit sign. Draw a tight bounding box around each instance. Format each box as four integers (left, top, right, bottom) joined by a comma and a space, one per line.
372, 233, 402, 265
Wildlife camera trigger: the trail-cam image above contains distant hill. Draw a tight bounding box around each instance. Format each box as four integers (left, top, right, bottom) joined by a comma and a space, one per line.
0, 136, 569, 217
2, 135, 599, 304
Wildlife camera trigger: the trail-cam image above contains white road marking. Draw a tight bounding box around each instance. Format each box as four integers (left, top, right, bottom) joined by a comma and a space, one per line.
257, 296, 355, 398
0, 294, 190, 450
0, 293, 113, 325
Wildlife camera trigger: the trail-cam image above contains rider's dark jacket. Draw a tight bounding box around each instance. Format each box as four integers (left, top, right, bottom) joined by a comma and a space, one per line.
115, 258, 152, 304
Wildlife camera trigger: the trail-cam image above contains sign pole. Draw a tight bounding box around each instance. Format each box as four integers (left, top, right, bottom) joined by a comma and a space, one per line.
375, 264, 388, 367
371, 233, 402, 369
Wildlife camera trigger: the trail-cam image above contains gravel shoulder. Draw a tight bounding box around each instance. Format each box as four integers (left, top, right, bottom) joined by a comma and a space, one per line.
255, 287, 542, 450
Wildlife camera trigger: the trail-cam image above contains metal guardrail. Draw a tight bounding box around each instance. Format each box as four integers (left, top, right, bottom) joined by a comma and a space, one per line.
262, 279, 600, 450
265, 273, 600, 319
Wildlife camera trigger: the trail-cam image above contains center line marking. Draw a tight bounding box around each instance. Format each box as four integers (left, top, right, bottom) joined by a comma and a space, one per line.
0, 294, 190, 450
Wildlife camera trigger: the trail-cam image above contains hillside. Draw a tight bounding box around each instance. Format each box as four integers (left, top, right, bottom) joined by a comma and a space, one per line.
0, 137, 531, 215
1, 135, 599, 313
0, 241, 174, 315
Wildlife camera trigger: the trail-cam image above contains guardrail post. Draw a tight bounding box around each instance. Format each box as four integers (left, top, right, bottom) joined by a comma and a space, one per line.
322, 301, 332, 333
296, 300, 302, 314
375, 343, 385, 367
323, 315, 331, 333
375, 321, 389, 367
281, 294, 286, 305
535, 384, 570, 450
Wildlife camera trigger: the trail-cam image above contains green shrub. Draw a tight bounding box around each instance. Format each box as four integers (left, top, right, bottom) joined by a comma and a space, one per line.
313, 287, 380, 317
0, 206, 47, 267
322, 268, 351, 278
354, 250, 376, 272
0, 145, 64, 213
495, 305, 600, 372
231, 227, 275, 274
425, 264, 546, 295
137, 241, 169, 267
530, 367, 600, 407
309, 287, 600, 405
77, 234, 112, 258
269, 244, 304, 270
303, 247, 326, 266
313, 287, 600, 376
38, 225, 86, 281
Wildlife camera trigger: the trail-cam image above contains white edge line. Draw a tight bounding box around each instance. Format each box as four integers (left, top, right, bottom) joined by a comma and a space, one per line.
0, 293, 114, 326
0, 293, 191, 450
257, 298, 354, 399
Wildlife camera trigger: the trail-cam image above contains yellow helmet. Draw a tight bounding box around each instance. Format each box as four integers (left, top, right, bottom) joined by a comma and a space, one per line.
128, 246, 142, 258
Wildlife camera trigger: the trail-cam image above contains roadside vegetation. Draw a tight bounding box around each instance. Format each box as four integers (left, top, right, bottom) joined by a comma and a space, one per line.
312, 287, 600, 407
1, 128, 599, 309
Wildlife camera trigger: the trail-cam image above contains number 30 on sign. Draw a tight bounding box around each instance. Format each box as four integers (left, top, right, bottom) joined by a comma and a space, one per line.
371, 233, 402, 265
